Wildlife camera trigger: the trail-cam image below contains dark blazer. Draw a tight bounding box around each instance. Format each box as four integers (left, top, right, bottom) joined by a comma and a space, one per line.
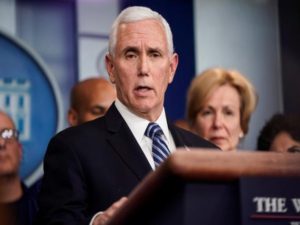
35, 104, 216, 225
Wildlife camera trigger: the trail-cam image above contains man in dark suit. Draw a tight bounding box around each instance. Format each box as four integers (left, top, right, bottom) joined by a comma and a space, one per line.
35, 6, 216, 225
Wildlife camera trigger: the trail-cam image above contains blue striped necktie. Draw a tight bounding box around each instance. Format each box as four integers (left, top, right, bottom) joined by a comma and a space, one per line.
145, 122, 171, 168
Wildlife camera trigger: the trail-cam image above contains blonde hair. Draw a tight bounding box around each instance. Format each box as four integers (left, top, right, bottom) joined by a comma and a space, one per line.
187, 68, 258, 134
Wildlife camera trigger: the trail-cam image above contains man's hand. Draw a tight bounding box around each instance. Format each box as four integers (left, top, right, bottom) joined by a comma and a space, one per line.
93, 197, 128, 225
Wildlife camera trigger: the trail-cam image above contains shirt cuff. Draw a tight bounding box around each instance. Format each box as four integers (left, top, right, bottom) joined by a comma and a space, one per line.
89, 211, 103, 225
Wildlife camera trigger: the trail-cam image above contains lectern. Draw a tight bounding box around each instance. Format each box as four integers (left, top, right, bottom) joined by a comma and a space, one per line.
106, 149, 300, 225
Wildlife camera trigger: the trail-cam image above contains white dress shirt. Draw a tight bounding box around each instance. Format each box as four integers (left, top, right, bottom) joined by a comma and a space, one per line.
115, 99, 176, 170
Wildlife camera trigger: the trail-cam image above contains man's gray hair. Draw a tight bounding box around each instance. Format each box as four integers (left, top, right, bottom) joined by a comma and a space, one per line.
108, 6, 174, 56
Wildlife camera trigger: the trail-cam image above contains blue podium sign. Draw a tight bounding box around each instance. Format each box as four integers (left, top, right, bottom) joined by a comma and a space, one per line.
240, 177, 300, 225
0, 31, 63, 185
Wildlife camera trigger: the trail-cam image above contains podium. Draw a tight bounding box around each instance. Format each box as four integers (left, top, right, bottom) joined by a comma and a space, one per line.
106, 149, 300, 225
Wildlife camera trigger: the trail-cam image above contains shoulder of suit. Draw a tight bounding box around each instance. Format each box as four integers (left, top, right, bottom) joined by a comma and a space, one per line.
173, 125, 218, 149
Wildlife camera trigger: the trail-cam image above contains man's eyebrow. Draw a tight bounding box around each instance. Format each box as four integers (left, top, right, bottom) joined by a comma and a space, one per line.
147, 47, 163, 55
122, 46, 139, 54
148, 47, 161, 52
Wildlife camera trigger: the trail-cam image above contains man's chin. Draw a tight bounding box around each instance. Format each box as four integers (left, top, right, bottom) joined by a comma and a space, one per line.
132, 104, 161, 119
130, 101, 153, 111
136, 106, 153, 115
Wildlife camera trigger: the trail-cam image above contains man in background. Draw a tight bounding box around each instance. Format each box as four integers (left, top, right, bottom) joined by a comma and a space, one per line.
67, 77, 116, 126
0, 110, 39, 225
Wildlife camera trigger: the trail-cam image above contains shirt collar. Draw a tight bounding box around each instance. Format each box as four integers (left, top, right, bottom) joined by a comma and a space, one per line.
115, 99, 169, 143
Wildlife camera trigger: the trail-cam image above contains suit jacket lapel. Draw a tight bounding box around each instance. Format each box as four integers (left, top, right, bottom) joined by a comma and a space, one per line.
105, 104, 152, 180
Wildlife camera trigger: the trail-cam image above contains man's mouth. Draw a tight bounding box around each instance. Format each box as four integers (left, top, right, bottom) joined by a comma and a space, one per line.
135, 85, 152, 92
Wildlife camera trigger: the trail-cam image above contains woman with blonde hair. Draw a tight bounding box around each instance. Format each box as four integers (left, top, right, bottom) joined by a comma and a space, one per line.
187, 68, 258, 151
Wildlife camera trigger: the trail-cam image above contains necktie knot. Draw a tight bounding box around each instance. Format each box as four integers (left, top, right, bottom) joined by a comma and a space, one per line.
145, 122, 171, 168
145, 122, 163, 139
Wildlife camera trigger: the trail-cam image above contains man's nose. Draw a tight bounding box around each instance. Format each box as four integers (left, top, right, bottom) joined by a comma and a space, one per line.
138, 54, 149, 76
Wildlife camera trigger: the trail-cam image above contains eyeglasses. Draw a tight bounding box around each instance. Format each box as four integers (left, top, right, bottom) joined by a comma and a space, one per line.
0, 128, 19, 141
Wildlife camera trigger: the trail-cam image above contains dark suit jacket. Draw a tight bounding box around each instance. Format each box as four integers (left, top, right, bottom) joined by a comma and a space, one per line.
35, 104, 216, 225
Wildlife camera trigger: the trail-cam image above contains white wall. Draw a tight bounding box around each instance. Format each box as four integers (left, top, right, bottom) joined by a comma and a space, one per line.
194, 0, 282, 150
77, 0, 119, 81
0, 0, 16, 35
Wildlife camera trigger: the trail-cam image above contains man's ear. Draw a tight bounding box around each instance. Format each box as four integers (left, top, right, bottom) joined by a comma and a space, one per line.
67, 108, 78, 127
105, 54, 116, 84
168, 53, 179, 84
